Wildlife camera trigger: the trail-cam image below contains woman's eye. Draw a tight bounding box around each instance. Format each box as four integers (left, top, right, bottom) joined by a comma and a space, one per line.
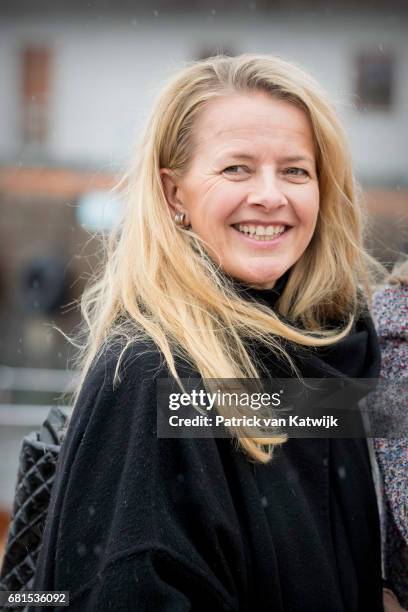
286, 167, 309, 177
222, 165, 249, 175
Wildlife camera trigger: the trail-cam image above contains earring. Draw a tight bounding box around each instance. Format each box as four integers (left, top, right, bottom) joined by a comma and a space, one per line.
174, 212, 189, 228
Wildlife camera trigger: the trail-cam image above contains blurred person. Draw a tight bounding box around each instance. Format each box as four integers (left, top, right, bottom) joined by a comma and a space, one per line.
371, 259, 408, 608
29, 54, 404, 610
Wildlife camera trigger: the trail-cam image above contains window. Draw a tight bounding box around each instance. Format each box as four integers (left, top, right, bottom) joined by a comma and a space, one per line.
356, 52, 394, 111
21, 46, 51, 145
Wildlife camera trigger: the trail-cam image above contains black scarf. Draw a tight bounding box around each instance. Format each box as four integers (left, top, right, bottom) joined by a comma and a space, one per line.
230, 270, 381, 381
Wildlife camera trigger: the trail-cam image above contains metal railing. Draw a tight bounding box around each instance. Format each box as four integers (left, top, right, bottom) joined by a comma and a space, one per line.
0, 365, 77, 426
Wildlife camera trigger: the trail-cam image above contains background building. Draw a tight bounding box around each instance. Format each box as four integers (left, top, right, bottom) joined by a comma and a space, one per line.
0, 0, 407, 550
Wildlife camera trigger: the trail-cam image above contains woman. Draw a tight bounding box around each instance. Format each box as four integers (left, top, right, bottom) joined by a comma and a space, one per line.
371, 260, 408, 608
31, 54, 398, 610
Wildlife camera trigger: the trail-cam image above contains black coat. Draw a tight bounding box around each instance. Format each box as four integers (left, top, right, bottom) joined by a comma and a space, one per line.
31, 286, 383, 611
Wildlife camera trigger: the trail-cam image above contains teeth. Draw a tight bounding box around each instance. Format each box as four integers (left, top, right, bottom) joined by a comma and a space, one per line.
235, 224, 286, 239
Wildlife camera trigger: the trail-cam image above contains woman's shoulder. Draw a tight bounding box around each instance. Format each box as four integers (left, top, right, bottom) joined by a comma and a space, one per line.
57, 336, 226, 503
68, 337, 173, 437
88, 336, 167, 386
78, 336, 168, 399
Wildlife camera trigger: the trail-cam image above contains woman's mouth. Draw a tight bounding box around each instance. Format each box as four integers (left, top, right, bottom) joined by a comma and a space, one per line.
231, 223, 289, 242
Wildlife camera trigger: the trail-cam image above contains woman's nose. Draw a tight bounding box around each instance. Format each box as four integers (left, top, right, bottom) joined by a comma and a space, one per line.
246, 169, 288, 209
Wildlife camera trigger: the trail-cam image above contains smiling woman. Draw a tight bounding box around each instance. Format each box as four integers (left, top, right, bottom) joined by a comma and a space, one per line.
29, 55, 398, 611
161, 92, 320, 288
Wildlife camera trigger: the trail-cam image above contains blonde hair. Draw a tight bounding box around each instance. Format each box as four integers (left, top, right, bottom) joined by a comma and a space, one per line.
73, 54, 382, 462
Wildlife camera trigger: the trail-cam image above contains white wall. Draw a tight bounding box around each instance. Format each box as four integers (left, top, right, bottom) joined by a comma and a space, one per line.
0, 11, 407, 184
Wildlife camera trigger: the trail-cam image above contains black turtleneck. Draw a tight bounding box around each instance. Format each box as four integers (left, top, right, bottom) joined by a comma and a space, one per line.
31, 275, 383, 612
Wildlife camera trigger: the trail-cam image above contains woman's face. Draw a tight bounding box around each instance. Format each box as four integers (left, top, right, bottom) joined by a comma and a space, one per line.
161, 91, 320, 288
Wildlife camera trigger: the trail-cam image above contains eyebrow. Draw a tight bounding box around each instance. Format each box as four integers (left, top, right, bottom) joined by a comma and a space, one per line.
216, 152, 254, 162
218, 152, 315, 165
279, 155, 315, 165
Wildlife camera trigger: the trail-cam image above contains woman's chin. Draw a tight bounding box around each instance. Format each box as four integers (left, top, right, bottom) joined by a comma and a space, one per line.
231, 269, 282, 289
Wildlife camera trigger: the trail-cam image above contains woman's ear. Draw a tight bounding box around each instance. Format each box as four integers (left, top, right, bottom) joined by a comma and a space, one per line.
160, 168, 183, 215
160, 169, 191, 228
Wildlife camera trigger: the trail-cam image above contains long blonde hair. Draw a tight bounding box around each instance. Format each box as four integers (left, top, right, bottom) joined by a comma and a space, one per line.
73, 54, 382, 462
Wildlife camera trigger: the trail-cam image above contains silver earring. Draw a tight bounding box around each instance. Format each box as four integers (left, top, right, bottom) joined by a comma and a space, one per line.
174, 212, 189, 228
